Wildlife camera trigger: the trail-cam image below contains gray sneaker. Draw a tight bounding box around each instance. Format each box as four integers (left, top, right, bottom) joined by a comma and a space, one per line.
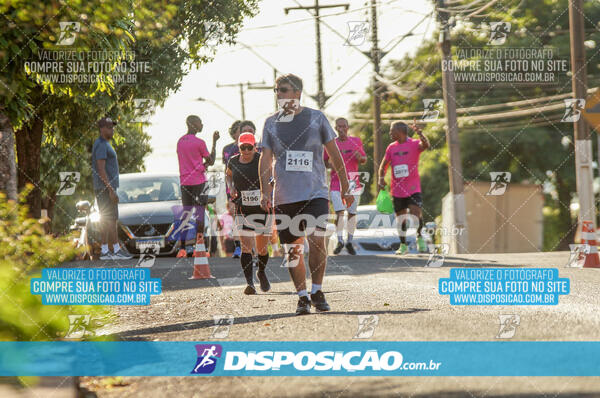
99, 252, 114, 260
113, 249, 133, 260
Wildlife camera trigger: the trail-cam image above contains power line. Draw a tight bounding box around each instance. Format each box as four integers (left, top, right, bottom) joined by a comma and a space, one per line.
243, 1, 392, 31
285, 0, 351, 109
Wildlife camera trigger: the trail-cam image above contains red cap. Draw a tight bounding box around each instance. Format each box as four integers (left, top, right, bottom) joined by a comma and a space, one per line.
238, 132, 255, 146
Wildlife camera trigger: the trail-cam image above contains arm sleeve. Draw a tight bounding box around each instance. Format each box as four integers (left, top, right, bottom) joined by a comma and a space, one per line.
95, 142, 108, 160
261, 120, 272, 150
357, 138, 366, 156
320, 113, 337, 144
200, 140, 210, 158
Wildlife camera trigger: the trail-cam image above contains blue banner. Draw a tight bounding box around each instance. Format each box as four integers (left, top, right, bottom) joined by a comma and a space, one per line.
30, 268, 161, 305
439, 268, 569, 305
1, 341, 599, 376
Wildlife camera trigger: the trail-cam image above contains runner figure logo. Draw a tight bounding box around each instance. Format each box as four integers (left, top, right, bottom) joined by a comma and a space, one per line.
281, 244, 302, 268
562, 99, 586, 122
133, 99, 156, 122
421, 99, 443, 121
57, 22, 80, 46
65, 314, 95, 339
57, 172, 80, 196
170, 206, 201, 242
425, 243, 449, 267
566, 244, 590, 268
354, 315, 379, 339
202, 172, 223, 196
211, 315, 234, 338
191, 344, 222, 374
488, 22, 511, 45
496, 314, 520, 339
486, 172, 511, 196
347, 172, 370, 195
136, 243, 160, 268
346, 21, 370, 46
276, 99, 299, 123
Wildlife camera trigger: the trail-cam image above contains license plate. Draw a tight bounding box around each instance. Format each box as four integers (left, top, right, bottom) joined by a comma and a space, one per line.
136, 237, 165, 249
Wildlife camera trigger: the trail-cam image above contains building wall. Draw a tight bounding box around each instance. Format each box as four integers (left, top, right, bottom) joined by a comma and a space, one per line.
442, 182, 544, 253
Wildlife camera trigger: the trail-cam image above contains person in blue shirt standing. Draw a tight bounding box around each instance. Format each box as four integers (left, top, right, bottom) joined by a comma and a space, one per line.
91, 117, 132, 260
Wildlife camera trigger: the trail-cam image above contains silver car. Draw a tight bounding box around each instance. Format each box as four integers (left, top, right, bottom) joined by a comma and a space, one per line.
327, 205, 433, 255
71, 173, 218, 259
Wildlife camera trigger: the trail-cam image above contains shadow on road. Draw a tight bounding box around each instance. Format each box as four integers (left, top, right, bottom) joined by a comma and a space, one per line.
62, 253, 568, 293
114, 308, 429, 340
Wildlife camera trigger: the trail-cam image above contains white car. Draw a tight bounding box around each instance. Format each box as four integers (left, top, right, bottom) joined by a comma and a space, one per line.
327, 205, 433, 255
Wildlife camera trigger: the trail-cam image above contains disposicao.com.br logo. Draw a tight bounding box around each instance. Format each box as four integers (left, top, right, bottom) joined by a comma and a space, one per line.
222, 349, 441, 373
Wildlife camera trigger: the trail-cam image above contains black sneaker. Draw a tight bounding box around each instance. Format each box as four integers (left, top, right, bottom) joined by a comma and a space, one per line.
333, 241, 344, 255
310, 290, 331, 312
345, 242, 356, 255
295, 296, 311, 315
244, 285, 256, 295
256, 269, 271, 292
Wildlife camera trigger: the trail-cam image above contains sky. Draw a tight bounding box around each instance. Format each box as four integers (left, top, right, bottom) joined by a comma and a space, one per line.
143, 0, 435, 173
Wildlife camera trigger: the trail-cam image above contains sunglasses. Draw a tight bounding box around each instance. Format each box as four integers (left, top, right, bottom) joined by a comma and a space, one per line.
273, 87, 293, 93
239, 144, 254, 151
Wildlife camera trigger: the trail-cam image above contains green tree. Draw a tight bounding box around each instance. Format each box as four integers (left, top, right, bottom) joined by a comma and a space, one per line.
351, 0, 600, 250
0, 188, 110, 341
0, 0, 259, 217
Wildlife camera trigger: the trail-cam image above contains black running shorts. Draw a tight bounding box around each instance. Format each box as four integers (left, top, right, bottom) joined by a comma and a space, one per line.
274, 198, 329, 244
392, 192, 423, 213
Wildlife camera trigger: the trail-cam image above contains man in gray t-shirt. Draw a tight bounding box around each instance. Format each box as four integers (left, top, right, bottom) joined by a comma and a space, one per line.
262, 107, 335, 205
259, 73, 353, 316
91, 117, 131, 261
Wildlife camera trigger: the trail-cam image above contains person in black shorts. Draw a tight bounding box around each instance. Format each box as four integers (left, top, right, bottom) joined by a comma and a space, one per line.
226, 132, 271, 294
378, 119, 430, 254
175, 115, 219, 258
259, 74, 353, 315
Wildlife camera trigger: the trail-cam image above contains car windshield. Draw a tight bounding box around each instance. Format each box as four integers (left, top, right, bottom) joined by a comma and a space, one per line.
355, 209, 396, 229
117, 176, 181, 203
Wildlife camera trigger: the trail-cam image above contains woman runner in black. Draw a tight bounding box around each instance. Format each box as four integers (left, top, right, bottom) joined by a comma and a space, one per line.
226, 132, 272, 294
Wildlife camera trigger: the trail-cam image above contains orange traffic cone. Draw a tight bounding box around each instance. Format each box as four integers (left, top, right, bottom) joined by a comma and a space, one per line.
189, 233, 214, 279
581, 221, 600, 268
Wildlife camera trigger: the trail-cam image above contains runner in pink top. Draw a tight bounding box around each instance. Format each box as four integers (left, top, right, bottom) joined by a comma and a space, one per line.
378, 119, 430, 255
324, 117, 366, 255
174, 115, 219, 258
177, 133, 211, 185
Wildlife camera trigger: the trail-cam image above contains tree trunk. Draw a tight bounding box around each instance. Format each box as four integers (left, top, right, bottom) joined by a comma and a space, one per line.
0, 108, 18, 200
15, 114, 44, 218
41, 191, 56, 234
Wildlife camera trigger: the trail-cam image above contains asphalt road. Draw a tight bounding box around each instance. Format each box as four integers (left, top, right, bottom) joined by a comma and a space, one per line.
63, 251, 600, 397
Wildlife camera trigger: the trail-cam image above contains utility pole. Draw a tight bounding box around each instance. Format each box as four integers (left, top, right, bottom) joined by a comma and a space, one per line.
284, 0, 349, 109
568, 0, 596, 235
216, 81, 265, 120
437, 0, 468, 254
370, 0, 383, 179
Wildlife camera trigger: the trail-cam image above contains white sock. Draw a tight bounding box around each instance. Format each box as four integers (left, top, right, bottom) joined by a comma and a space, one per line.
297, 289, 308, 297
337, 232, 343, 244
101, 244, 109, 254
113, 243, 120, 253
311, 284, 322, 294
347, 234, 353, 243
